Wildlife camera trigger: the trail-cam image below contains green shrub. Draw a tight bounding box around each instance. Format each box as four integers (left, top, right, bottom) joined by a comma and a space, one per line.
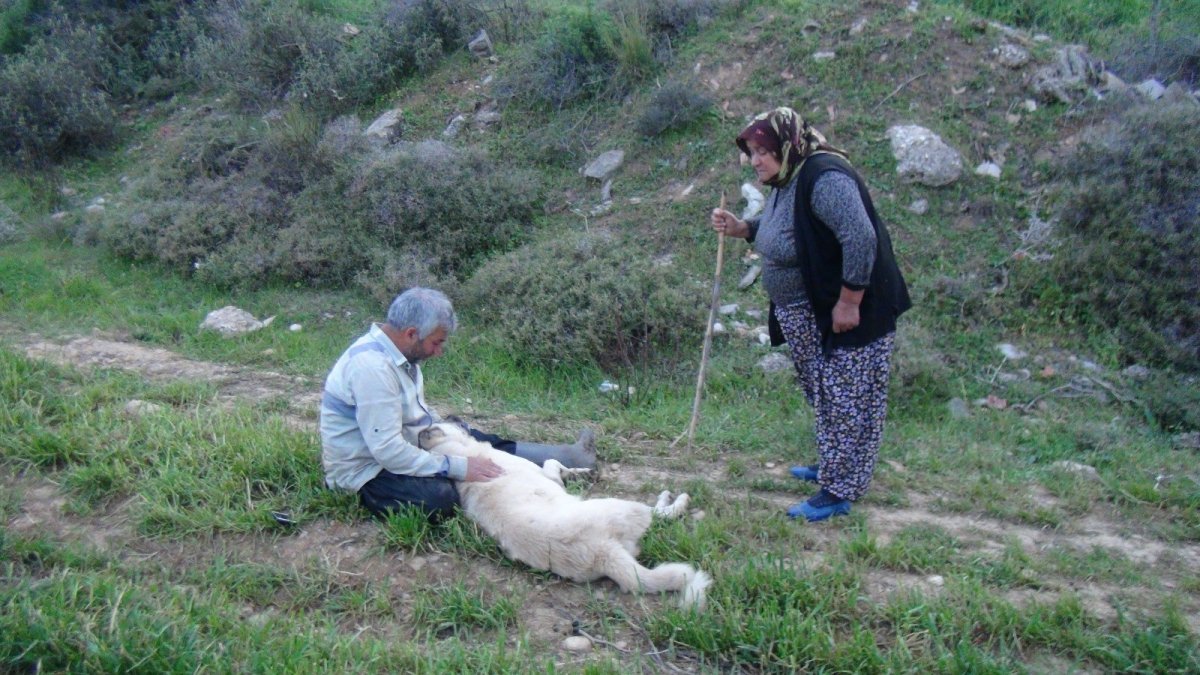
1136, 371, 1200, 431
640, 0, 732, 42
636, 78, 714, 136
0, 0, 36, 55
1033, 101, 1200, 371
1107, 34, 1200, 88
497, 7, 623, 109
294, 0, 477, 117
102, 113, 539, 292
0, 25, 119, 169
187, 0, 340, 108
341, 139, 541, 279
462, 231, 705, 369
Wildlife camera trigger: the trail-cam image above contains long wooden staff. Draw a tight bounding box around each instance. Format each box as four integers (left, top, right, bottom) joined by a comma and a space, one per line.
674, 192, 726, 449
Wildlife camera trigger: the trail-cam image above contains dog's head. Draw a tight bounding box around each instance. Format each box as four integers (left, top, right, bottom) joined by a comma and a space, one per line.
418, 421, 472, 453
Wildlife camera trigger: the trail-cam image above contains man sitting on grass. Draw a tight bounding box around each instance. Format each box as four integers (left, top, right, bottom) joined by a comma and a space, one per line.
319, 287, 596, 519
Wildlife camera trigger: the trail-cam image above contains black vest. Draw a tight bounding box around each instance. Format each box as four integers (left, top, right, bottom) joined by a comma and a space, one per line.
768, 153, 912, 351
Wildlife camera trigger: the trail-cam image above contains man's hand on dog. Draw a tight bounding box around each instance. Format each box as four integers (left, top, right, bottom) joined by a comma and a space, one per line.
465, 456, 505, 482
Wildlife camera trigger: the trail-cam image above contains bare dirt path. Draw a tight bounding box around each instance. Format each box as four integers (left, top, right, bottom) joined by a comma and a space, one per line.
6, 329, 1200, 644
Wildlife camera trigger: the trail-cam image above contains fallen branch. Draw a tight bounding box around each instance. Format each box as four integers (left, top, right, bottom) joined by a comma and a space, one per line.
872, 71, 928, 112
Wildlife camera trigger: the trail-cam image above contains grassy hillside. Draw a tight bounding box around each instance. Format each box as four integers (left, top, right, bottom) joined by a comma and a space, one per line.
2, 0, 1199, 671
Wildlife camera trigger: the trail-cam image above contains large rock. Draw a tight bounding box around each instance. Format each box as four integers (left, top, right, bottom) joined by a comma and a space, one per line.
0, 201, 21, 244
468, 29, 493, 58
886, 125, 963, 186
740, 182, 764, 220
200, 306, 274, 337
364, 108, 404, 144
582, 150, 625, 181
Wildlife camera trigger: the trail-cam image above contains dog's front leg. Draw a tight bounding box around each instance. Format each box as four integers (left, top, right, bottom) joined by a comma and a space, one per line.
541, 459, 591, 488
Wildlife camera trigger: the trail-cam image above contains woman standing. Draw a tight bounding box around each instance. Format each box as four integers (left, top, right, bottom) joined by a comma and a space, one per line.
710, 107, 911, 522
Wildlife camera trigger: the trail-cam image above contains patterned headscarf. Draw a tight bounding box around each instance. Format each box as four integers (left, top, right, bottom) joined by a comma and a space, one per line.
736, 107, 848, 187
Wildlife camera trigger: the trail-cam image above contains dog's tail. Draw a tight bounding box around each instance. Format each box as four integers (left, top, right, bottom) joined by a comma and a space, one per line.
604, 545, 712, 611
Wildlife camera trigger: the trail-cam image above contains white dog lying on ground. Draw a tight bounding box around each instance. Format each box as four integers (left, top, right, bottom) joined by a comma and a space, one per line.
418, 423, 712, 610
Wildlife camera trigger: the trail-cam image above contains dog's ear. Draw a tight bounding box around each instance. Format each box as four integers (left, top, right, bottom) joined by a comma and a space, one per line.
417, 427, 445, 449
443, 414, 471, 433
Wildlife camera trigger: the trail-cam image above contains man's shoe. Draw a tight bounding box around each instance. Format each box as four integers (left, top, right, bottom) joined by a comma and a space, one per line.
789, 464, 819, 482
787, 489, 851, 522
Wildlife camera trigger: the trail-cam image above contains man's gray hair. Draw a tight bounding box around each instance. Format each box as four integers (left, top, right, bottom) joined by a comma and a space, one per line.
386, 287, 457, 338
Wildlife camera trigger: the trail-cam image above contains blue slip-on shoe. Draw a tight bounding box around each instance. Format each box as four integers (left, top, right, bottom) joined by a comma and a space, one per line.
787, 489, 851, 522
789, 464, 819, 482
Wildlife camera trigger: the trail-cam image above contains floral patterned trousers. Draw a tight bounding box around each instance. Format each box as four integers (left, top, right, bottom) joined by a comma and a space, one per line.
775, 299, 896, 501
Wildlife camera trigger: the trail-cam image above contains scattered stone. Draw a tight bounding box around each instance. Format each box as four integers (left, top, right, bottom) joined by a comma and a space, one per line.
1031, 45, 1100, 104
995, 43, 1030, 68
906, 1, 919, 13
765, 461, 777, 469
757, 352, 793, 374
850, 17, 868, 35
600, 179, 613, 202
85, 204, 105, 216
123, 399, 165, 418
975, 162, 1002, 179
1121, 365, 1150, 381
1134, 79, 1166, 100
996, 343, 1026, 360
740, 182, 764, 220
582, 150, 625, 181
738, 264, 762, 290
1162, 82, 1199, 107
60, 186, 77, 197
1172, 432, 1200, 451
947, 398, 970, 419
998, 369, 1031, 383
813, 51, 836, 61
926, 575, 945, 587
562, 636, 592, 652
1021, 99, 1038, 112
598, 380, 619, 393
1053, 460, 1100, 480
908, 198, 929, 215
978, 395, 1008, 410
442, 114, 468, 138
711, 322, 725, 335
200, 306, 274, 337
472, 109, 502, 131
364, 108, 404, 144
680, 183, 695, 198
51, 211, 69, 221
288, 323, 302, 332
342, 23, 360, 37
408, 556, 428, 571
886, 125, 964, 187
719, 303, 739, 315
468, 29, 493, 58
744, 309, 763, 320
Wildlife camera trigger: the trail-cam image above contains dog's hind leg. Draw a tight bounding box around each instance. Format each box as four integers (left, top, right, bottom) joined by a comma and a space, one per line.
652, 491, 690, 519
601, 542, 711, 611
